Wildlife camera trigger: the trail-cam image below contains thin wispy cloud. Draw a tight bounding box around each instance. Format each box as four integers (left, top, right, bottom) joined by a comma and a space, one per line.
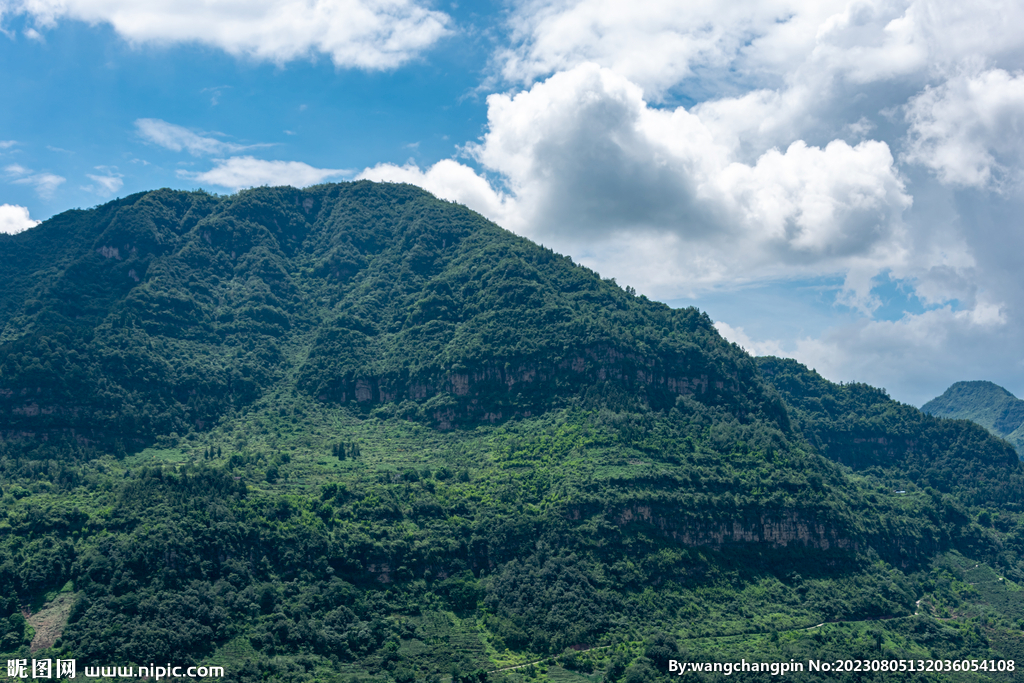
5, 163, 66, 198
135, 119, 271, 157
180, 156, 352, 191
201, 85, 232, 106
83, 166, 124, 196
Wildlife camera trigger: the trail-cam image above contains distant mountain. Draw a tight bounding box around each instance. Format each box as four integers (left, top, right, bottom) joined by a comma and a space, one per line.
922, 381, 1024, 455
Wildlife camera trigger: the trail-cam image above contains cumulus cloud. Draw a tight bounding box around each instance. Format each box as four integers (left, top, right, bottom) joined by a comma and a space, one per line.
5, 163, 66, 198
499, 0, 1024, 96
5, 0, 451, 69
358, 158, 519, 227
361, 64, 913, 303
496, 0, 1024, 179
498, 0, 794, 94
135, 119, 268, 156
0, 203, 40, 235
180, 156, 351, 191
904, 68, 1024, 188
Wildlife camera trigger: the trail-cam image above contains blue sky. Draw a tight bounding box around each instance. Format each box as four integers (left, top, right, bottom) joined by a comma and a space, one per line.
3, 0, 1024, 406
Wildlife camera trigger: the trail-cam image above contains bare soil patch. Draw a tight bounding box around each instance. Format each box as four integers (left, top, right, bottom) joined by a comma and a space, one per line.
27, 591, 76, 652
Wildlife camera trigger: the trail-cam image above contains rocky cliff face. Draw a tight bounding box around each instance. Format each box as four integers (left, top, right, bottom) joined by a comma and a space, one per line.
308, 344, 743, 429
564, 500, 857, 551
616, 506, 854, 550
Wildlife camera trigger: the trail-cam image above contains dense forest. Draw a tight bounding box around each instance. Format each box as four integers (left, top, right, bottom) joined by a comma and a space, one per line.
2, 183, 1024, 682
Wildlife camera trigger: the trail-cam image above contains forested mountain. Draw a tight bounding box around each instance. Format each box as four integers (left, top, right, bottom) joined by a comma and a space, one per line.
923, 381, 1024, 455
3, 183, 1024, 682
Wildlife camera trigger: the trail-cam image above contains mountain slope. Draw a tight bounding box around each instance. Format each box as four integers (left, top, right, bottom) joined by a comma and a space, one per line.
757, 359, 1022, 508
923, 381, 1024, 455
2, 184, 1024, 682
0, 183, 783, 444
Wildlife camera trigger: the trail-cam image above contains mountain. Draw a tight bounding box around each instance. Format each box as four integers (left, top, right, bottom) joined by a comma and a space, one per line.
0, 183, 776, 443
922, 381, 1024, 455
3, 183, 1024, 682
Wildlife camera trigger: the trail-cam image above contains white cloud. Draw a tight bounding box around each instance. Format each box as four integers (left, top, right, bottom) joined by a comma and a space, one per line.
363, 64, 913, 303
904, 67, 1024, 188
19, 173, 65, 197
714, 321, 788, 357
499, 0, 1024, 97
201, 85, 231, 106
5, 163, 66, 198
0, 140, 16, 150
494, 0, 1024, 178
135, 119, 267, 156
709, 292, 1018, 406
358, 159, 518, 228
785, 299, 1014, 405
180, 156, 351, 191
6, 0, 451, 69
845, 117, 876, 139
0, 203, 40, 235
717, 139, 912, 259
84, 168, 124, 196
497, 0, 797, 95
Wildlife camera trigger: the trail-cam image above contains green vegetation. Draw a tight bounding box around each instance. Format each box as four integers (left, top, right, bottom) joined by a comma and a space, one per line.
923, 381, 1024, 455
2, 183, 1024, 681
